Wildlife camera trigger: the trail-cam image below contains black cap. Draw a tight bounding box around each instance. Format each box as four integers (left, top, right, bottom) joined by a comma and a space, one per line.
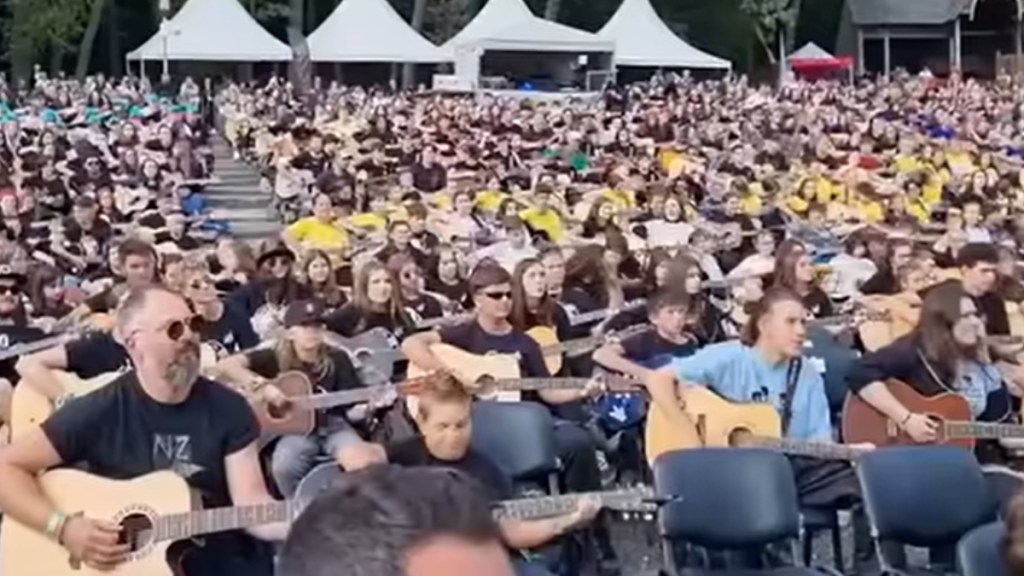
283, 299, 326, 328
0, 264, 26, 282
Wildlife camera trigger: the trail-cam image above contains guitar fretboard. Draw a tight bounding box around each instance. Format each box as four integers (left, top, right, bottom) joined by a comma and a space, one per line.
745, 436, 863, 461
296, 385, 397, 411
568, 300, 646, 326
154, 501, 293, 542
944, 421, 1024, 440
492, 490, 654, 521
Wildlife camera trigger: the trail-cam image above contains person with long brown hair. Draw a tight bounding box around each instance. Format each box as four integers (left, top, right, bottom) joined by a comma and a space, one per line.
560, 244, 624, 336
772, 249, 833, 318
325, 260, 411, 341
298, 250, 347, 311
387, 252, 443, 326
509, 257, 566, 334
1005, 490, 1024, 576
848, 280, 1013, 462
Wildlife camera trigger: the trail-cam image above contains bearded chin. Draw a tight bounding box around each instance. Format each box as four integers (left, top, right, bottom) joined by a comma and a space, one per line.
165, 350, 200, 390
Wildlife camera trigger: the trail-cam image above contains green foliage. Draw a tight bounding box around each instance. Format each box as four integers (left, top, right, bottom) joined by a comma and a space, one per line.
423, 0, 474, 43
739, 0, 799, 61
740, 0, 798, 35
8, 0, 92, 51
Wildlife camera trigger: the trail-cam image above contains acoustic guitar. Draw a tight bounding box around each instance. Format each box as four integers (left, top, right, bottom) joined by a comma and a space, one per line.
321, 328, 404, 385
10, 371, 123, 439
644, 387, 868, 465
296, 462, 658, 522
842, 379, 1024, 449
526, 325, 652, 375
0, 468, 301, 576
252, 371, 427, 441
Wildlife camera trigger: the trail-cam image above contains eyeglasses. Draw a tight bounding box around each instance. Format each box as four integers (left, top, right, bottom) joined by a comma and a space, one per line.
161, 315, 204, 341
269, 257, 291, 267
481, 291, 512, 301
0, 285, 19, 296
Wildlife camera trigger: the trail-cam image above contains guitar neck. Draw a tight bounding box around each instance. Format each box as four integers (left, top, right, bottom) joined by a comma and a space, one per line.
494, 377, 589, 391
746, 436, 862, 461
154, 501, 293, 542
492, 491, 650, 520
944, 421, 1024, 440
295, 385, 394, 411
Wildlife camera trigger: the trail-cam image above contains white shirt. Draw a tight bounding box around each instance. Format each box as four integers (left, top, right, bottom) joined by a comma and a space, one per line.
477, 241, 538, 273
824, 253, 877, 300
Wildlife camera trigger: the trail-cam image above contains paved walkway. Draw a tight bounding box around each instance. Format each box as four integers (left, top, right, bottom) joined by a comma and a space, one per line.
206, 139, 280, 242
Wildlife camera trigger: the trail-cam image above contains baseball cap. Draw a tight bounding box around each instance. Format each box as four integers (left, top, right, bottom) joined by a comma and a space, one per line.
283, 299, 326, 328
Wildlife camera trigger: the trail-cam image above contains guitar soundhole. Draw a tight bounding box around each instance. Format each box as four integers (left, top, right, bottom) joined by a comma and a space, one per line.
266, 400, 294, 420
727, 428, 755, 448
118, 513, 154, 552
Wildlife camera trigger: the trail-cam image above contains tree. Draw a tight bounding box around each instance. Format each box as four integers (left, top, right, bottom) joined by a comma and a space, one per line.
5, 0, 92, 80
739, 0, 798, 63
75, 0, 108, 80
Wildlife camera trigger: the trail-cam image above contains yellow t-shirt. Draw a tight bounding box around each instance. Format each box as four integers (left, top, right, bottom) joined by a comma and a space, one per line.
601, 188, 635, 210
740, 193, 763, 216
906, 199, 930, 223
287, 217, 349, 250
475, 190, 508, 214
346, 212, 389, 233
519, 207, 564, 242
894, 155, 922, 173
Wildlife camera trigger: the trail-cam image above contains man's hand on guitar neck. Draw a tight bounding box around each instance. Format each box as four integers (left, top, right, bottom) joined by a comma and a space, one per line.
60, 515, 129, 571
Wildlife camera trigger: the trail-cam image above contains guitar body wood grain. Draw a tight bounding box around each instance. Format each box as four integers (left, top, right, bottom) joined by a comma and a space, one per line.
405, 344, 522, 415
10, 371, 121, 439
252, 371, 314, 442
841, 379, 975, 449
643, 387, 782, 465
526, 326, 561, 375
0, 469, 194, 576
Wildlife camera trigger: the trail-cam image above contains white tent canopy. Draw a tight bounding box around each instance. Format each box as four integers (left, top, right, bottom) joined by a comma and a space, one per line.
442, 0, 614, 55
307, 0, 448, 62
789, 42, 836, 61
127, 0, 290, 61
597, 0, 729, 69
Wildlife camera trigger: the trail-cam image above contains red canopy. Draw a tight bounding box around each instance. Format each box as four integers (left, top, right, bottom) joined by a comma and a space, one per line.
790, 55, 854, 71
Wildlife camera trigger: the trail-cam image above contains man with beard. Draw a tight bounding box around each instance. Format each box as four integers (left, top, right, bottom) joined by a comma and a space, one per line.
0, 264, 46, 430
0, 286, 285, 575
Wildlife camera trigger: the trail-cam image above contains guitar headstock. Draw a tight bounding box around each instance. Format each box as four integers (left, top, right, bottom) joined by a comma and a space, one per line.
602, 485, 660, 521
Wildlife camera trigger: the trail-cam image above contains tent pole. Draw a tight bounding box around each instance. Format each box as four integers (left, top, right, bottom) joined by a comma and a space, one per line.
882, 28, 891, 80
856, 29, 864, 75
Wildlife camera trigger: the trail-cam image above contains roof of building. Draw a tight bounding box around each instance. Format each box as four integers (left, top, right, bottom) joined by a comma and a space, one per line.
847, 0, 972, 26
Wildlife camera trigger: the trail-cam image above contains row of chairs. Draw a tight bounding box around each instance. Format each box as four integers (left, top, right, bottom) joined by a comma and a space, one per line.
469, 400, 1018, 575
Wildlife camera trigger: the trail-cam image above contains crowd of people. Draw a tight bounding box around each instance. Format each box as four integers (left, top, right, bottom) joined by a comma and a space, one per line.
0, 67, 1023, 575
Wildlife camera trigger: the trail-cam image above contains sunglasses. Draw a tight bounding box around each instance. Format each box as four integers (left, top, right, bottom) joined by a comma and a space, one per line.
188, 277, 214, 290
162, 315, 205, 341
0, 285, 20, 296
481, 291, 512, 301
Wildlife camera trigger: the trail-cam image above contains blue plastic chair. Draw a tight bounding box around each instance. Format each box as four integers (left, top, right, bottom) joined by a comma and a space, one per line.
856, 445, 996, 573
957, 521, 1008, 576
470, 400, 560, 494
653, 448, 840, 575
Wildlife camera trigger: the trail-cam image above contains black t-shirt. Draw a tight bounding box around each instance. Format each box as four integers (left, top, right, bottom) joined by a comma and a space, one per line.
802, 287, 834, 319
439, 321, 549, 381
620, 330, 699, 369
43, 373, 257, 506
861, 268, 898, 296
200, 302, 259, 358
386, 435, 513, 502
324, 303, 408, 340
246, 347, 362, 420
41, 373, 269, 574
425, 276, 470, 309
0, 324, 47, 385
62, 217, 113, 248
404, 293, 444, 325
65, 332, 131, 378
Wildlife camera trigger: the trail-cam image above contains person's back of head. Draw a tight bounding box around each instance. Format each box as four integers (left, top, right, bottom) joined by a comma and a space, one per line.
278, 465, 513, 576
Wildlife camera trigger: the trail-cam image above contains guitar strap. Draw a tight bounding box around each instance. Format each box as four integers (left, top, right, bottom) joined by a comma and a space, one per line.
780, 357, 802, 437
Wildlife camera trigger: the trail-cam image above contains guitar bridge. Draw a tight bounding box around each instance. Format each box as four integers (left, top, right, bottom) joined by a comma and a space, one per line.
696, 414, 708, 444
